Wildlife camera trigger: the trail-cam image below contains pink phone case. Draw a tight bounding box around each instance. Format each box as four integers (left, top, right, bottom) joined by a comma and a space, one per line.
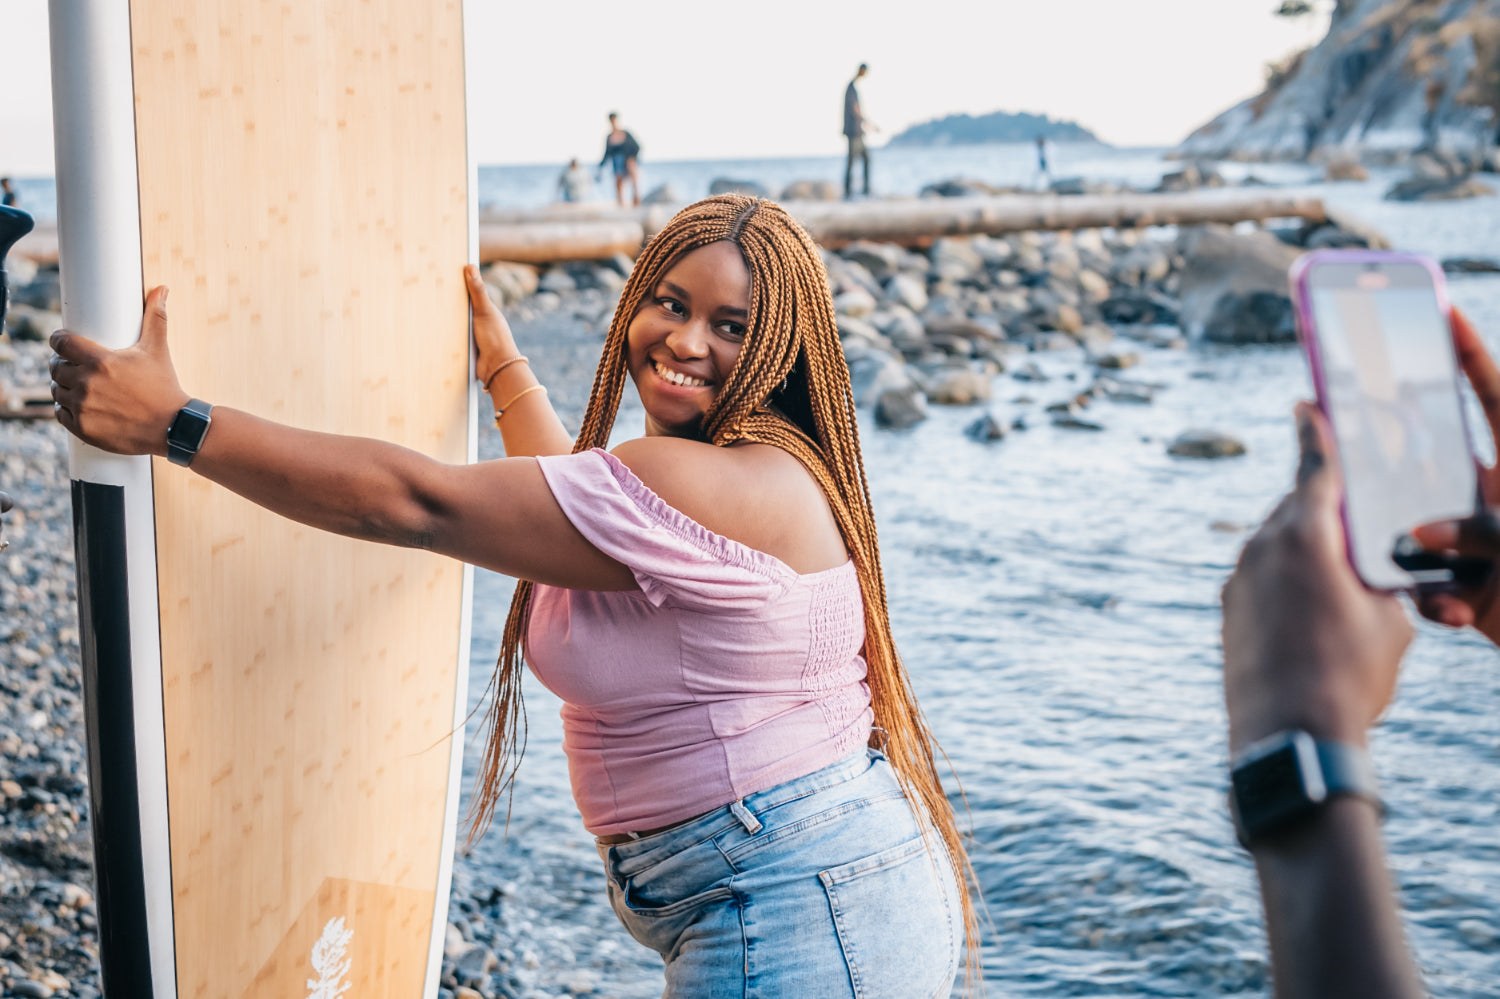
1288, 248, 1483, 590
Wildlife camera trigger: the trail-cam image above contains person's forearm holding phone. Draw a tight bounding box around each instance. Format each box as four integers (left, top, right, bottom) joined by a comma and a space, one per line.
1223, 402, 1424, 999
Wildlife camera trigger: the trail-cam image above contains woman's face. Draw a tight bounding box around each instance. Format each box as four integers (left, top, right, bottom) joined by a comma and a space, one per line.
627, 240, 751, 439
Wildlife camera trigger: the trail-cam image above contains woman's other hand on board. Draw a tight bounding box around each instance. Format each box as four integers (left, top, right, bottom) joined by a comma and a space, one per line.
49, 285, 191, 456
465, 265, 521, 387
1413, 308, 1500, 645
1222, 403, 1413, 754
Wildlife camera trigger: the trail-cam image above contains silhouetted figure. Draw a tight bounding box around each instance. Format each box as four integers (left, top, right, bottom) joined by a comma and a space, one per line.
1034, 137, 1051, 189
843, 64, 872, 199
597, 113, 641, 207
1, 178, 16, 208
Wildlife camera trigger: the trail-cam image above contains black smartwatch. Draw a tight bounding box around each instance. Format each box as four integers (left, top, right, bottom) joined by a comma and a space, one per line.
166, 398, 214, 467
1229, 730, 1382, 849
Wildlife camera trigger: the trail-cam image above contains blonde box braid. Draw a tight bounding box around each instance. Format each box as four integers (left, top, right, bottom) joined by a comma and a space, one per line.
470, 194, 979, 972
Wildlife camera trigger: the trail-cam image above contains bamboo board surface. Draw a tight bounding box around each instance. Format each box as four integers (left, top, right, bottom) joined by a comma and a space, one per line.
127, 2, 469, 995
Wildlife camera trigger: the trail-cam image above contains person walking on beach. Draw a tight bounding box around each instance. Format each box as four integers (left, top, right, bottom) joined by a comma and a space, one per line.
598, 112, 641, 207
1, 178, 16, 208
48, 194, 975, 998
843, 64, 873, 199
557, 158, 592, 203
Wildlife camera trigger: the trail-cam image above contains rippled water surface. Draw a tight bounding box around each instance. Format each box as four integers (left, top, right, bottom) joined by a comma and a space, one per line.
448, 163, 1500, 997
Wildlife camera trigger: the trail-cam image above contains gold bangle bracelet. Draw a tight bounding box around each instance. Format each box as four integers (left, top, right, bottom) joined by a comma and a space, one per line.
494, 383, 548, 425
480, 355, 530, 393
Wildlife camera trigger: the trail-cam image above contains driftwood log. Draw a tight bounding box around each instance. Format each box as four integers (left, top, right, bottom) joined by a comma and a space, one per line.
19, 192, 1331, 267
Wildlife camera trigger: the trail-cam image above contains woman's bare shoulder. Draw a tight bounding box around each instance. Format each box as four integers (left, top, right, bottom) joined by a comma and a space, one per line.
609, 438, 847, 573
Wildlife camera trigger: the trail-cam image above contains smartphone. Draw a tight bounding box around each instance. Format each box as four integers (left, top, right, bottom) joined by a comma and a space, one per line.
1290, 249, 1482, 590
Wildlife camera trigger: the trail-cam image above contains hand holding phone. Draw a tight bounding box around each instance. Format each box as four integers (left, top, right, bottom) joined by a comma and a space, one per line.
1291, 250, 1482, 591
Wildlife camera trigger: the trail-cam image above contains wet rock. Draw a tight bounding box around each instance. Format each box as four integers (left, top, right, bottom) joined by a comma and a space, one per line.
841, 241, 905, 281
642, 183, 680, 205
845, 341, 915, 408
919, 177, 1005, 198
1202, 290, 1296, 345
1385, 173, 1495, 202
836, 315, 887, 349
1100, 293, 1179, 326
1442, 257, 1500, 274
1175, 225, 1300, 340
1154, 161, 1226, 193
12, 981, 54, 999
869, 307, 926, 353
708, 178, 771, 198
875, 385, 929, 429
538, 268, 576, 295
1093, 351, 1139, 370
964, 412, 1008, 442
1053, 414, 1105, 431
1011, 361, 1049, 382
4, 305, 60, 343
1167, 430, 1247, 459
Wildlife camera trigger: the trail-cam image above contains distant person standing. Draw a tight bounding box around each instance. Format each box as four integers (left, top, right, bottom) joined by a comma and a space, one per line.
597, 112, 641, 207
1, 178, 16, 208
843, 64, 874, 199
1033, 136, 1052, 190
557, 158, 592, 203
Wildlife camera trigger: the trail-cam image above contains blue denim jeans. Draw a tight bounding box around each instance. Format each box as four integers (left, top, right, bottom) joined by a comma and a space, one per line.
596, 749, 962, 999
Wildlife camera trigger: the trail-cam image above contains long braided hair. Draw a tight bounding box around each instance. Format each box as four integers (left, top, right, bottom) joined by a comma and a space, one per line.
470, 193, 978, 965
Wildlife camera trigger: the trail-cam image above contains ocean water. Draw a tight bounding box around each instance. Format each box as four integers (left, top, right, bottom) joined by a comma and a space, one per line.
448, 150, 1500, 998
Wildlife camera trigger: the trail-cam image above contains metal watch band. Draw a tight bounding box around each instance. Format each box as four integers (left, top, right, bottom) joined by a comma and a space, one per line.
166, 398, 214, 467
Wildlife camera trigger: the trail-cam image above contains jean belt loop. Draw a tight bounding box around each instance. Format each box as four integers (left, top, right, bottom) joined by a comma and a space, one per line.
869, 726, 890, 760
729, 798, 763, 835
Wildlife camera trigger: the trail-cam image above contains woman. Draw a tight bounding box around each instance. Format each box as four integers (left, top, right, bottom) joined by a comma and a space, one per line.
598, 111, 642, 207
49, 195, 974, 997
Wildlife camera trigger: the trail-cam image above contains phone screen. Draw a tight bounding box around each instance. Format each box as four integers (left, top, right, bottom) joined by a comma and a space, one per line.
1304, 257, 1477, 589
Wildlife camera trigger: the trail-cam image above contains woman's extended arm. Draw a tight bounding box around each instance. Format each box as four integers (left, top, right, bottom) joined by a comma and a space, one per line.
467, 265, 574, 458
48, 285, 632, 591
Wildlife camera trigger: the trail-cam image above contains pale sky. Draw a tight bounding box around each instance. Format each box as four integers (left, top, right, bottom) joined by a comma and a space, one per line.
2, 0, 1329, 176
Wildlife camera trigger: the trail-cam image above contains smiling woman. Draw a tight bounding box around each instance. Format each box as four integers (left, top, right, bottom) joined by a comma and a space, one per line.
51, 193, 976, 997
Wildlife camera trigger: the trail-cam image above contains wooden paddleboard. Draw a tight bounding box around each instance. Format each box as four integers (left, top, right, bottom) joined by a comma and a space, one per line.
49, 2, 477, 996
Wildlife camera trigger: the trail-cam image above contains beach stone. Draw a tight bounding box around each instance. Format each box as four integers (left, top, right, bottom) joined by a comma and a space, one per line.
1385, 173, 1494, 202
708, 178, 770, 198
538, 268, 576, 294
1012, 360, 1049, 382
1094, 351, 1139, 370
4, 305, 60, 343
875, 385, 928, 429
12, 982, 54, 999
1154, 161, 1226, 193
1323, 157, 1370, 182
920, 177, 1002, 198
924, 317, 1002, 344
1202, 290, 1295, 345
883, 273, 928, 313
926, 368, 992, 405
1167, 430, 1247, 459
1046, 303, 1083, 336
964, 412, 1008, 442
1077, 269, 1112, 304
845, 341, 914, 408
833, 288, 877, 318
841, 241, 904, 281
1100, 292, 1179, 326
778, 179, 840, 201
835, 315, 886, 348
456, 944, 499, 982
869, 307, 926, 353
1053, 414, 1105, 431
930, 239, 984, 282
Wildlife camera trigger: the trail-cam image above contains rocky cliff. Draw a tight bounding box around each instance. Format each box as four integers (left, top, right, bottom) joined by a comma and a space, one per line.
1176, 0, 1500, 161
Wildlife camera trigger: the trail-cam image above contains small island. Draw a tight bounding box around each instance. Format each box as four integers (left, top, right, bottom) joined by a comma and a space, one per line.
887, 110, 1101, 147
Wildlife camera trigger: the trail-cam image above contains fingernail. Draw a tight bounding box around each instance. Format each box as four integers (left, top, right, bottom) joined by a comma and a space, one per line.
162, 287, 170, 303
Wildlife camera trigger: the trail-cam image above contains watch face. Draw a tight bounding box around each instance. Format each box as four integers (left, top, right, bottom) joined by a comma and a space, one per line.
168, 406, 211, 449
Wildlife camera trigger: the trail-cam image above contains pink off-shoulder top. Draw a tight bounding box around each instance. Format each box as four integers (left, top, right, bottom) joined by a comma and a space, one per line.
526, 448, 874, 836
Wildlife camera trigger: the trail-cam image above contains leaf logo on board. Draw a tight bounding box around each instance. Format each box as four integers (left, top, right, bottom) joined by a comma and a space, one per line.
306, 917, 354, 999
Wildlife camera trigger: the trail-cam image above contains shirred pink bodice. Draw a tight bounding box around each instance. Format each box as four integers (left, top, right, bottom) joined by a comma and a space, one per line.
527, 448, 874, 835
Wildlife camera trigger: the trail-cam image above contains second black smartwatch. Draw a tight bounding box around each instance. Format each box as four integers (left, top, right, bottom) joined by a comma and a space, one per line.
1229, 729, 1382, 848
166, 398, 214, 467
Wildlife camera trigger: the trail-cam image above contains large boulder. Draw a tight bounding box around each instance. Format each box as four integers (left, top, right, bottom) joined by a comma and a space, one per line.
875, 385, 929, 429
1202, 290, 1297, 344
642, 183, 681, 205
844, 340, 916, 408
919, 177, 1005, 198
709, 177, 771, 198
840, 240, 905, 282
1175, 225, 1301, 341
